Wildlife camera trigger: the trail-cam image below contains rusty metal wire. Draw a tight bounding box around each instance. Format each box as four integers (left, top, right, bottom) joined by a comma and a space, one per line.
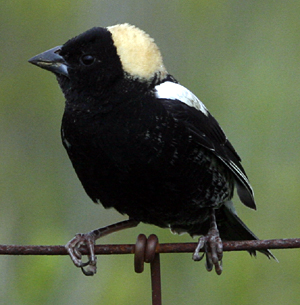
1, 237, 300, 305
0, 238, 300, 255
134, 234, 161, 305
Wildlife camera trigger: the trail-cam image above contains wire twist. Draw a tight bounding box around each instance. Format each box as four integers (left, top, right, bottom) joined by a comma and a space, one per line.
134, 234, 162, 305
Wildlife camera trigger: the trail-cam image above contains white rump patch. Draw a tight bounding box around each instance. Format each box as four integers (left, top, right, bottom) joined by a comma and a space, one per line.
155, 82, 208, 116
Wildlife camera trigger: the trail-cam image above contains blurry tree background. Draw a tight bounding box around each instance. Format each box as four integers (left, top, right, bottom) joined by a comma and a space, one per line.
1, 1, 300, 304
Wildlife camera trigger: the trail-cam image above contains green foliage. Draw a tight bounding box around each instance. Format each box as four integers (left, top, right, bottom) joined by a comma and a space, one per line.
1, 1, 300, 304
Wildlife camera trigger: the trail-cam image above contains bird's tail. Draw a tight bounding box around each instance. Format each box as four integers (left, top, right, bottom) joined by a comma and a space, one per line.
218, 202, 277, 260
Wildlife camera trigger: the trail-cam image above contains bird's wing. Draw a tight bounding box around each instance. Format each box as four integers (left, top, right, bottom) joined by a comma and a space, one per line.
155, 81, 256, 210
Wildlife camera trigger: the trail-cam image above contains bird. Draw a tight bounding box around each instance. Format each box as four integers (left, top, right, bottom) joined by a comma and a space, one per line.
28, 23, 275, 276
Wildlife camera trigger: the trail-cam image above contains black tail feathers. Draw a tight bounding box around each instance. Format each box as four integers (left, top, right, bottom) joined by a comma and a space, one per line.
218, 203, 277, 261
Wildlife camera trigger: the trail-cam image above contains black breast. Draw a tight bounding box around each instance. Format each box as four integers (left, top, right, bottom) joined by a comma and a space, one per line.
61, 95, 234, 232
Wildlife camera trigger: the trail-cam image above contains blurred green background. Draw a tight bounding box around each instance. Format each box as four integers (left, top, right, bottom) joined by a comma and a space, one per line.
1, 1, 300, 304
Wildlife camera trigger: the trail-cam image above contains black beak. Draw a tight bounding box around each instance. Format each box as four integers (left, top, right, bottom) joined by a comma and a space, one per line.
28, 46, 69, 77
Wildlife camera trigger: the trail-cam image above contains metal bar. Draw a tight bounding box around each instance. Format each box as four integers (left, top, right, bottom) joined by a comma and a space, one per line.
1, 238, 300, 255
150, 253, 162, 305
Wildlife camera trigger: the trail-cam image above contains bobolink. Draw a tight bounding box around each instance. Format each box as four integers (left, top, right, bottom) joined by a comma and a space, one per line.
29, 24, 275, 276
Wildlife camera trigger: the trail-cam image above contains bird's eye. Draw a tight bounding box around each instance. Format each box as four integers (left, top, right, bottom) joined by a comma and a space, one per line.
80, 54, 95, 66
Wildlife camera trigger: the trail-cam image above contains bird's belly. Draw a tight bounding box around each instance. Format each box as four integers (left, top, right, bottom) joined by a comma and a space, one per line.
72, 147, 234, 231
62, 113, 234, 233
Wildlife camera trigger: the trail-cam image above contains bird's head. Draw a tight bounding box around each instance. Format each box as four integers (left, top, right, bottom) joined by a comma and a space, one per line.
29, 24, 168, 99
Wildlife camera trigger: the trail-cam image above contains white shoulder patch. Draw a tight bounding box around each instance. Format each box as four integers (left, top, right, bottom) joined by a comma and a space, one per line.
154, 81, 208, 116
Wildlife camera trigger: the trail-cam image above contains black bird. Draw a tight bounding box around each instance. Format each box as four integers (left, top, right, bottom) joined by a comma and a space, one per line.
29, 23, 275, 275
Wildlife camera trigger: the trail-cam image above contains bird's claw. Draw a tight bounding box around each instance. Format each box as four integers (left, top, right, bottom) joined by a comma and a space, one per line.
193, 227, 223, 275
80, 258, 97, 276
65, 232, 97, 276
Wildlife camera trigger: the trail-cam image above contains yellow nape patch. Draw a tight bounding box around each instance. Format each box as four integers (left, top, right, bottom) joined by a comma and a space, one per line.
107, 23, 167, 81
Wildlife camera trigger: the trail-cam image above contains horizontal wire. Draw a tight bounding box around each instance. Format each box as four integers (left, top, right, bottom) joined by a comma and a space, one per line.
0, 238, 299, 256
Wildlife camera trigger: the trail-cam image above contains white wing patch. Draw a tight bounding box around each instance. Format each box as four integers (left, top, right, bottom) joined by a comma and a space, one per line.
155, 81, 208, 116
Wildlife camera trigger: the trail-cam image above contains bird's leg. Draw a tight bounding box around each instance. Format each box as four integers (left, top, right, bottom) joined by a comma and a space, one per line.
65, 219, 140, 276
193, 208, 223, 275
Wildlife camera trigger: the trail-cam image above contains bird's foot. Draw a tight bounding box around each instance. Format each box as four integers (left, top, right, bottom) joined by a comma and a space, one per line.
65, 232, 97, 276
192, 209, 223, 275
65, 219, 140, 276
